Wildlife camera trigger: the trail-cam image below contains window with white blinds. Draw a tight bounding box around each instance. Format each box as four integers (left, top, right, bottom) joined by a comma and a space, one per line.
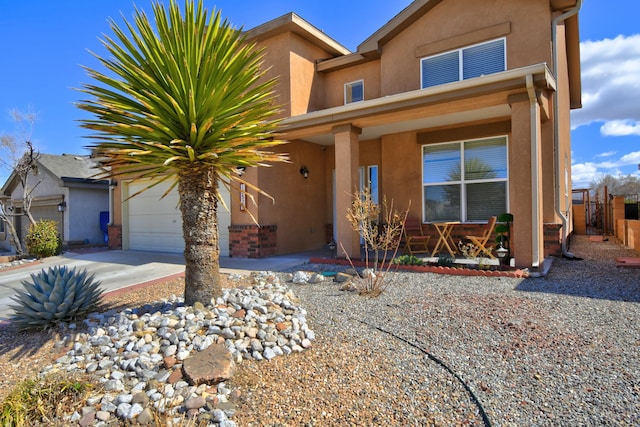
422, 136, 508, 222
421, 38, 506, 89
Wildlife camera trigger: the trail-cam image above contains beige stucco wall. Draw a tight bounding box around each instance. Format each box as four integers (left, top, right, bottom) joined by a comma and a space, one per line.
378, 0, 553, 96
321, 60, 381, 109
240, 141, 329, 254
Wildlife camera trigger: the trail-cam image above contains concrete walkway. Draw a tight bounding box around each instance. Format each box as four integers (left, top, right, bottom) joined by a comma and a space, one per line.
0, 249, 316, 321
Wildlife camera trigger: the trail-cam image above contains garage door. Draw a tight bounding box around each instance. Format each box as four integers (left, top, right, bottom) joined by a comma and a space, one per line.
126, 179, 230, 256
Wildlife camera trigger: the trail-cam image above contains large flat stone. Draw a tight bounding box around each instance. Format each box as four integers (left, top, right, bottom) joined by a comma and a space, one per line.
182, 343, 236, 385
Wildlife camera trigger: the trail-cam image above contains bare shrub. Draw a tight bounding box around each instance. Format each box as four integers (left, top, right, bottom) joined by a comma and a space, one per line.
341, 189, 408, 296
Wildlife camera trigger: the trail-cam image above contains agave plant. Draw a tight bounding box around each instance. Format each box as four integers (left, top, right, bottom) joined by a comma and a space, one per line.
10, 266, 104, 330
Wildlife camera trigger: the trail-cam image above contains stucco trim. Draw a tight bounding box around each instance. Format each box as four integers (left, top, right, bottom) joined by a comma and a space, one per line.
550, 0, 579, 11
415, 22, 511, 58
317, 53, 371, 73
282, 63, 556, 135
358, 0, 444, 54
244, 12, 350, 56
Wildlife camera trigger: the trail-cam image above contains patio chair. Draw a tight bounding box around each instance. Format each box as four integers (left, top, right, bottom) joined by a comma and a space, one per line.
402, 218, 431, 256
464, 216, 497, 259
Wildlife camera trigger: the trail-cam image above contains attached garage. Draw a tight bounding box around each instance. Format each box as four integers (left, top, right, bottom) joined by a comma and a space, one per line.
123, 179, 230, 256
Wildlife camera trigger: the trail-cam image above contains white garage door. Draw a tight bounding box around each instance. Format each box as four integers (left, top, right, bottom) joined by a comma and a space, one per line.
126, 179, 230, 256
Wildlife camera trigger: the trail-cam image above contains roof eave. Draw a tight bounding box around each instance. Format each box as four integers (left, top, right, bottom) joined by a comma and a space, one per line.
244, 12, 351, 56
357, 0, 444, 53
565, 13, 582, 109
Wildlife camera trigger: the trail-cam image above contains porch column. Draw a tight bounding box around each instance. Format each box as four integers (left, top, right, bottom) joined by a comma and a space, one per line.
333, 124, 361, 259
509, 93, 544, 268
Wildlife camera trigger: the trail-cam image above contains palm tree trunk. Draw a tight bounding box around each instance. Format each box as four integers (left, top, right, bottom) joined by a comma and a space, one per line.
178, 166, 222, 305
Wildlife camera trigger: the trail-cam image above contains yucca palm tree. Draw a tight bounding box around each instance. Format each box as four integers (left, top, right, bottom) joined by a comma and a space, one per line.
76, 0, 288, 305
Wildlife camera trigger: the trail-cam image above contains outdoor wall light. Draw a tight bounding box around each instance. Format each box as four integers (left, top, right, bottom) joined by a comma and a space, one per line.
300, 165, 309, 179
496, 244, 508, 259
57, 201, 66, 212
235, 166, 246, 176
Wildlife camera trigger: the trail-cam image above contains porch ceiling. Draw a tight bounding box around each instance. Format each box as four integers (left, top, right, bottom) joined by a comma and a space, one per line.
281, 63, 555, 145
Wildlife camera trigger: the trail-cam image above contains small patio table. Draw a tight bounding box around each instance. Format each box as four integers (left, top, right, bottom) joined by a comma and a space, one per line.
431, 221, 460, 257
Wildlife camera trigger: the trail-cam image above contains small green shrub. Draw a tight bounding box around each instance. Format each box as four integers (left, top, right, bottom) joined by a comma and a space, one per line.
392, 254, 425, 266
10, 266, 104, 330
25, 220, 61, 258
437, 254, 456, 267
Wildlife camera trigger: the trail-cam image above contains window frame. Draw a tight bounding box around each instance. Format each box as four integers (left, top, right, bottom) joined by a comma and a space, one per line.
421, 136, 509, 223
344, 79, 364, 104
420, 38, 507, 89
359, 165, 379, 205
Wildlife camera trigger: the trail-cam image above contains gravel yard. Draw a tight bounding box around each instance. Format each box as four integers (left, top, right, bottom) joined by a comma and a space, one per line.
1, 235, 639, 426
233, 235, 640, 426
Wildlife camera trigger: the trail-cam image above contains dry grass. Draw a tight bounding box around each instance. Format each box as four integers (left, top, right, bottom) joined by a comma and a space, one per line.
0, 276, 187, 405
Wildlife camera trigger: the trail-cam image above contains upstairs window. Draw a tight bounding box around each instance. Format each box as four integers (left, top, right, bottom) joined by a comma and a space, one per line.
345, 80, 364, 104
421, 38, 506, 89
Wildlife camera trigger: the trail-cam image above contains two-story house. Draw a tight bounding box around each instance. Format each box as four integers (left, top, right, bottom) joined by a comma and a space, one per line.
108, 0, 581, 269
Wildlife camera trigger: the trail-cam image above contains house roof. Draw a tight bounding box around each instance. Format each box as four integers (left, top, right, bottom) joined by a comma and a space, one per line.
1, 153, 108, 195
37, 153, 105, 182
244, 12, 351, 56
359, 0, 580, 54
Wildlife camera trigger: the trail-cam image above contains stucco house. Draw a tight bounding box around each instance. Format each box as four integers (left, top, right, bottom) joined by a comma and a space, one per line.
107, 0, 582, 270
0, 153, 109, 252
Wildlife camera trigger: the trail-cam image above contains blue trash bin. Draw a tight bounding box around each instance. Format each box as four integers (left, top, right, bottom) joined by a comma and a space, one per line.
99, 211, 109, 244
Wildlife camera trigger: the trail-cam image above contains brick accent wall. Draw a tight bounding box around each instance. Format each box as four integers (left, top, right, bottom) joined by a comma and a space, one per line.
325, 223, 334, 244
229, 224, 277, 258
108, 224, 122, 250
543, 223, 563, 257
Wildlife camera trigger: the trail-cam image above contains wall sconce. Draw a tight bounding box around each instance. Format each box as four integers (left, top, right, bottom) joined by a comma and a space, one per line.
57, 201, 66, 212
299, 165, 309, 179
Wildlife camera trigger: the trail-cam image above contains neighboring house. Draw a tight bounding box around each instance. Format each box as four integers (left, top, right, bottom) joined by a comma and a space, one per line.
108, 0, 581, 269
0, 153, 109, 252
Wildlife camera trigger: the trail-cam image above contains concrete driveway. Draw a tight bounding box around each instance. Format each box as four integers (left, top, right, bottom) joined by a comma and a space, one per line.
0, 249, 312, 322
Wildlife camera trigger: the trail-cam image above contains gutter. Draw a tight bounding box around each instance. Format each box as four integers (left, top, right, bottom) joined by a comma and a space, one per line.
526, 74, 541, 268
108, 179, 114, 227
552, 0, 582, 258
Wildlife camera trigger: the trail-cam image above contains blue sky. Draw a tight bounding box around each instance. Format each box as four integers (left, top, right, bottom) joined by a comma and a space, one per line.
0, 0, 638, 188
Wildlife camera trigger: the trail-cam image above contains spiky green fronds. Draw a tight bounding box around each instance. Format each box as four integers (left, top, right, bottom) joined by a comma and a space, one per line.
76, 0, 289, 193
10, 266, 104, 330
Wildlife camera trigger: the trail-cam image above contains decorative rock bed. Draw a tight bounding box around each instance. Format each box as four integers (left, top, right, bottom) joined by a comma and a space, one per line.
41, 271, 315, 426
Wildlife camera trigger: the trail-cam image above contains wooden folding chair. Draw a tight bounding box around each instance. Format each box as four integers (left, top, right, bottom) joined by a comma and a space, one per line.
464, 216, 497, 259
402, 218, 431, 255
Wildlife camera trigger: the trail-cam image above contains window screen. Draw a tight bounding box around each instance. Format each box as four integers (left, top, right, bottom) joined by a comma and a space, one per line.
463, 39, 506, 79
421, 38, 506, 89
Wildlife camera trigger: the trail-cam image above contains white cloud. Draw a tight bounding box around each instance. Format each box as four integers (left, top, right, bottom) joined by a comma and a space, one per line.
594, 150, 617, 158
571, 162, 599, 188
572, 151, 640, 187
601, 120, 640, 136
618, 151, 640, 165
571, 34, 640, 135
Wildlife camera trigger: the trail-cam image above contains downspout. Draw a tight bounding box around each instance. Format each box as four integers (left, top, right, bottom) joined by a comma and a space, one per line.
526, 75, 541, 268
108, 179, 114, 227
552, 0, 582, 258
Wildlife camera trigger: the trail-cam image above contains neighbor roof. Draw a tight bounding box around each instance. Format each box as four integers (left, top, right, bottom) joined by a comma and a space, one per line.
38, 153, 105, 181
1, 153, 108, 195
